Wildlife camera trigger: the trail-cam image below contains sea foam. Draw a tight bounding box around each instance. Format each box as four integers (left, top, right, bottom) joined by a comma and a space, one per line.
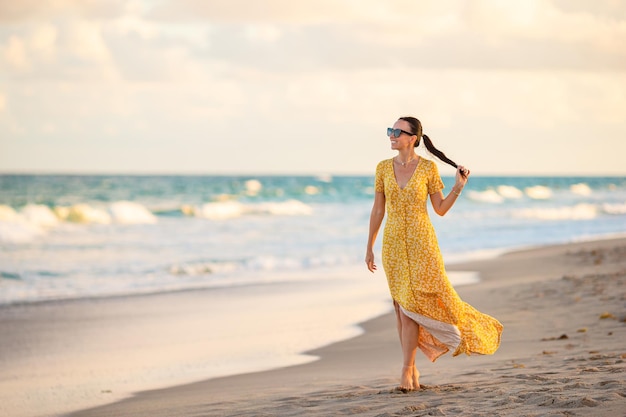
525, 185, 553, 200
253, 200, 313, 216
467, 185, 524, 204
191, 199, 313, 219
109, 201, 157, 224
244, 179, 263, 196
602, 202, 626, 215
570, 183, 592, 196
62, 204, 112, 224
0, 219, 43, 243
0, 205, 53, 243
514, 203, 598, 220
0, 205, 18, 221
467, 189, 505, 204
21, 204, 59, 228
497, 185, 524, 199
196, 201, 246, 220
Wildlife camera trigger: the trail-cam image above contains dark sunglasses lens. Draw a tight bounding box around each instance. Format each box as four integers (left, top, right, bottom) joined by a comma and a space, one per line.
387, 128, 401, 138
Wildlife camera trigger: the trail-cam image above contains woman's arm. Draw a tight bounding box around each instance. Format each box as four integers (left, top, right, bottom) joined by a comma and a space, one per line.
430, 165, 469, 216
365, 191, 386, 272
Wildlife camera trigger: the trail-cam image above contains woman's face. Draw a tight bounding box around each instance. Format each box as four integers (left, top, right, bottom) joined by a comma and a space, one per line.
389, 120, 416, 151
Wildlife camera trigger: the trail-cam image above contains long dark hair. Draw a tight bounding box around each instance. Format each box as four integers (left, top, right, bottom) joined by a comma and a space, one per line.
399, 116, 459, 170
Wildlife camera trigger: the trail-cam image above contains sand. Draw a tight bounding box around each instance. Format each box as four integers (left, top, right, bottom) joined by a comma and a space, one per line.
2, 237, 625, 417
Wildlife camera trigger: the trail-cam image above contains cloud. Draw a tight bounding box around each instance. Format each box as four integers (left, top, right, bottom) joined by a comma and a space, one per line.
2, 35, 29, 70
65, 20, 112, 63
464, 0, 626, 55
200, 22, 625, 74
29, 23, 57, 57
0, 0, 128, 23
0, 19, 120, 81
551, 0, 626, 21
145, 0, 626, 72
146, 0, 380, 24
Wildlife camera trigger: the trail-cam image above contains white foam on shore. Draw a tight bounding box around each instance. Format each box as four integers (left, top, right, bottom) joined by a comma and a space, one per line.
0, 218, 44, 243
602, 202, 626, 215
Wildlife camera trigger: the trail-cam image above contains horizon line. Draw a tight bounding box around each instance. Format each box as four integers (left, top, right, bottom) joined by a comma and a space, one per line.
0, 170, 624, 178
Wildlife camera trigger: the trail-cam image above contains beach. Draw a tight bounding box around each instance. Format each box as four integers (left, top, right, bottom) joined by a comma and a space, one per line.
0, 236, 623, 417
3, 1, 626, 415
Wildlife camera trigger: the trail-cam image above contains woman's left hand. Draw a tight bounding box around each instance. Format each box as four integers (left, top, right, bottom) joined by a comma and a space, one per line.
455, 165, 470, 188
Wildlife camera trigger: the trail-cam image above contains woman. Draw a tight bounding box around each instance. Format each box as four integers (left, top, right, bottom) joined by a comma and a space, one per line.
365, 116, 502, 392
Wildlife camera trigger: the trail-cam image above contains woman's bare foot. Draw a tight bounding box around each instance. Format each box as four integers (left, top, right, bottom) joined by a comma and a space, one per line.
398, 365, 414, 392
413, 366, 421, 389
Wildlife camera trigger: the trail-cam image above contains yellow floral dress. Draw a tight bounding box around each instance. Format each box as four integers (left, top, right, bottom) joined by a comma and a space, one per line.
376, 158, 503, 362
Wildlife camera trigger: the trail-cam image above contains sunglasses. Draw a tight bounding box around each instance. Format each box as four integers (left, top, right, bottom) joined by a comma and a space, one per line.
387, 128, 414, 138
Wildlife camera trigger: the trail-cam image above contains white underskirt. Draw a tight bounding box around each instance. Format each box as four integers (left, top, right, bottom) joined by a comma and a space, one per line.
400, 305, 461, 351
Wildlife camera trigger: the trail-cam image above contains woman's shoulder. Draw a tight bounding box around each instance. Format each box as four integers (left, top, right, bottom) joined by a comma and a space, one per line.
420, 158, 439, 171
376, 158, 393, 170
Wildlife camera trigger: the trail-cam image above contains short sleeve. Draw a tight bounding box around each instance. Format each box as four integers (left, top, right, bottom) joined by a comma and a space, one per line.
427, 160, 445, 195
374, 161, 385, 193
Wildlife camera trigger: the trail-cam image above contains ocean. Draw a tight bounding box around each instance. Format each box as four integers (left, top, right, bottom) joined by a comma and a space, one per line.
1, 172, 625, 381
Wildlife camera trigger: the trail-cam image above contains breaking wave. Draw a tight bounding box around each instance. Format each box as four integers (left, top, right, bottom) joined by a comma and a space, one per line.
466, 183, 604, 204
185, 199, 313, 220
0, 199, 314, 243
511, 202, 626, 221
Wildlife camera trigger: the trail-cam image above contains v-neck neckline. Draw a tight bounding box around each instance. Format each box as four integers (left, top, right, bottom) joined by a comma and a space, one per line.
392, 157, 420, 190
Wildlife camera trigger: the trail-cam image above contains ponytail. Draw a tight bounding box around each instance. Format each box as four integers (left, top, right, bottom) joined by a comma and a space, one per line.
398, 116, 460, 170
421, 134, 458, 169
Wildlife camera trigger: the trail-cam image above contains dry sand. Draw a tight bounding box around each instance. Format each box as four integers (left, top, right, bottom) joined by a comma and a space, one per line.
2, 237, 625, 417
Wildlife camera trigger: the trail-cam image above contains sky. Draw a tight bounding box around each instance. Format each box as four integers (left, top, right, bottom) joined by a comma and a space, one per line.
0, 0, 625, 176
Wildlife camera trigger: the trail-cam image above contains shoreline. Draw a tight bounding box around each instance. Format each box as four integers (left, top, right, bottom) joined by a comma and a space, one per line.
2, 236, 625, 417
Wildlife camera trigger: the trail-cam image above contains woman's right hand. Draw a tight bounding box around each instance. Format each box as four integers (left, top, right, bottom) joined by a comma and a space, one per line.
365, 250, 377, 273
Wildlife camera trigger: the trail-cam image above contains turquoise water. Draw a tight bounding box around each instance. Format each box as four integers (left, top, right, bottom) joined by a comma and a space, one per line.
1, 173, 625, 305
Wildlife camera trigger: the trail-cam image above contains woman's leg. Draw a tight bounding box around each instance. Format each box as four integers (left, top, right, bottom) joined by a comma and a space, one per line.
393, 302, 411, 389
396, 304, 420, 390
393, 301, 403, 343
